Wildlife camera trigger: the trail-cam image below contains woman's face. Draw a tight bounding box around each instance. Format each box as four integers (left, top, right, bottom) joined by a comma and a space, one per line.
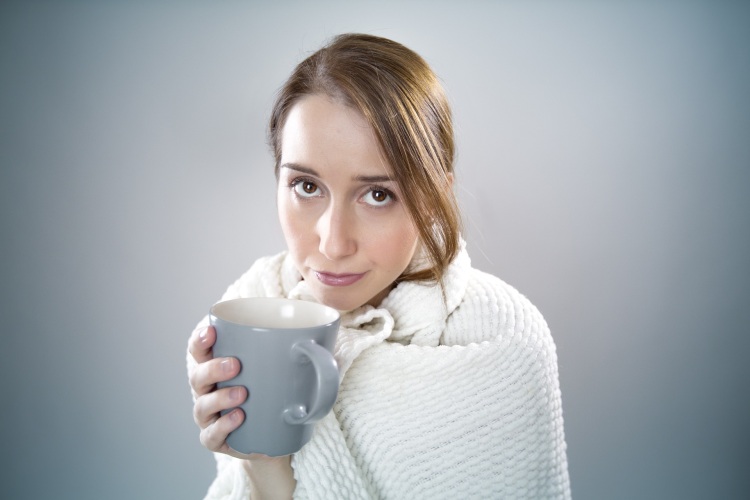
277, 94, 419, 311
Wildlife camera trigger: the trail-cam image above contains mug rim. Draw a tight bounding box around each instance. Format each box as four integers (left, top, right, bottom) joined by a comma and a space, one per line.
209, 297, 340, 330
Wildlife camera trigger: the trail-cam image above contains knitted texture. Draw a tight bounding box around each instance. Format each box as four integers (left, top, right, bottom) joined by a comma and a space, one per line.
188, 243, 570, 499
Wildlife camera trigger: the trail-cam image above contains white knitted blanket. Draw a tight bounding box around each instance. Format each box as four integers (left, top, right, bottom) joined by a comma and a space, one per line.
190, 243, 570, 499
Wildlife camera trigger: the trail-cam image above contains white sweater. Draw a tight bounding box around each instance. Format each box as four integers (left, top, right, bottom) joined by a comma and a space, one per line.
190, 243, 571, 499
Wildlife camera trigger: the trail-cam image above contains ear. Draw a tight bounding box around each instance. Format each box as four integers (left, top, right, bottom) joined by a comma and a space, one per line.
446, 172, 454, 187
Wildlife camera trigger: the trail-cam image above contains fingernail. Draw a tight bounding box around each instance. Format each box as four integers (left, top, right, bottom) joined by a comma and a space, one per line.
229, 409, 242, 423
199, 328, 209, 344
230, 387, 242, 401
221, 358, 234, 373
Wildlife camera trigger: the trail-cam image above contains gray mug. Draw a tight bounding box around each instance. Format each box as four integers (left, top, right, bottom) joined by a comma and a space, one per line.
209, 297, 340, 457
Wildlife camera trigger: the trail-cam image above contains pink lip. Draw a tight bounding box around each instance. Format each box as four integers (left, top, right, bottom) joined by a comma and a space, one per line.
314, 271, 366, 287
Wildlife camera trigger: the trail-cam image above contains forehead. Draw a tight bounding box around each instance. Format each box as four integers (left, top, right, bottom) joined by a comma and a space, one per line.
280, 94, 393, 176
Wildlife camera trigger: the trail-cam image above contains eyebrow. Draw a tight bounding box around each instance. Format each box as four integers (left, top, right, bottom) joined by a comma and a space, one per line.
280, 162, 394, 183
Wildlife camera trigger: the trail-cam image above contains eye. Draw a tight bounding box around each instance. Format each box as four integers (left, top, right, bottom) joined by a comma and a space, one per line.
292, 179, 321, 198
362, 188, 393, 207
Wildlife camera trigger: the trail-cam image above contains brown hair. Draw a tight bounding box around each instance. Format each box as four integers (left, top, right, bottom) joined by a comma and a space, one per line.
268, 33, 460, 284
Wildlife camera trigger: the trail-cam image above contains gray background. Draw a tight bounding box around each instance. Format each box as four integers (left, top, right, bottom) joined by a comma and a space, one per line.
1, 1, 748, 499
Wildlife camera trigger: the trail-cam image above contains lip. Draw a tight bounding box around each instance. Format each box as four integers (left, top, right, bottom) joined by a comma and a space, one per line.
314, 271, 366, 287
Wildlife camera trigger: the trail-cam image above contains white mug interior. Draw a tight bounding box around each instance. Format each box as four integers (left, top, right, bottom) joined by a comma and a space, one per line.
211, 298, 339, 329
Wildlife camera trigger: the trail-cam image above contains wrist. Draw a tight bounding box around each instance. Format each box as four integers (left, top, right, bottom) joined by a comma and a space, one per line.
242, 455, 295, 500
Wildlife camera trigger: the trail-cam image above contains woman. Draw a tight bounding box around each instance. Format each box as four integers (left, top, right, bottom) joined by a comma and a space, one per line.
188, 33, 570, 499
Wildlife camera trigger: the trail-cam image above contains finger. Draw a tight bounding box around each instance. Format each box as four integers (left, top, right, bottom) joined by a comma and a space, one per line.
193, 385, 248, 428
189, 325, 216, 364
200, 408, 245, 453
189, 356, 242, 397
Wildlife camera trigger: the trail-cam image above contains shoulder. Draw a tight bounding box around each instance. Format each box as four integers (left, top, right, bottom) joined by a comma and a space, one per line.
442, 266, 552, 350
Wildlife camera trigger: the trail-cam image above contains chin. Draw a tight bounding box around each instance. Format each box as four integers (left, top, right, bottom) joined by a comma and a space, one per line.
315, 294, 363, 313
307, 286, 364, 313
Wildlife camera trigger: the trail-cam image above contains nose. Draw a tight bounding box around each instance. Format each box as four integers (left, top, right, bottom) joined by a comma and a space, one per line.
317, 202, 356, 261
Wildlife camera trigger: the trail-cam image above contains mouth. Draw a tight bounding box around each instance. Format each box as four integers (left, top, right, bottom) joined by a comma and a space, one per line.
314, 271, 366, 287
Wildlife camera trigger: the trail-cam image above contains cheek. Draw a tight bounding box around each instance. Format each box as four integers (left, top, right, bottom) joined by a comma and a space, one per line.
367, 217, 419, 269
278, 194, 303, 245
278, 192, 319, 259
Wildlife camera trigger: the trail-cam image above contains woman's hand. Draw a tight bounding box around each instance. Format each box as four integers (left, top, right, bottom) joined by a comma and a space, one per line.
188, 324, 249, 459
188, 324, 297, 498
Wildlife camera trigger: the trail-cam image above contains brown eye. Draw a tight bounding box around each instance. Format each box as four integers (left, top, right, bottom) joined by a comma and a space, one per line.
372, 190, 387, 202
293, 180, 321, 198
362, 188, 393, 206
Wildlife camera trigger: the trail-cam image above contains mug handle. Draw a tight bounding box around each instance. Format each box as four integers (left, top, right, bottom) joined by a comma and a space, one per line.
282, 339, 340, 425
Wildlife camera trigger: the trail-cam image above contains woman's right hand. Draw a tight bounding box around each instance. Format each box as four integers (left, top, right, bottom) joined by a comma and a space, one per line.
188, 324, 297, 497
188, 324, 249, 459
